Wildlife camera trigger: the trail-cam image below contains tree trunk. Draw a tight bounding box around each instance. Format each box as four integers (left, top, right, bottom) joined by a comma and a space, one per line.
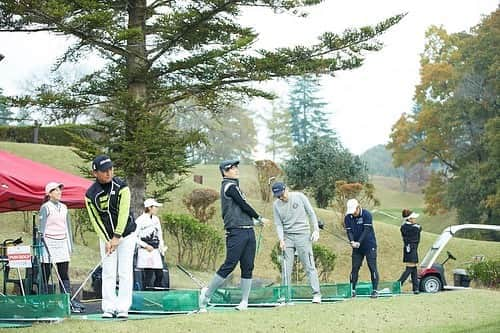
126, 0, 148, 214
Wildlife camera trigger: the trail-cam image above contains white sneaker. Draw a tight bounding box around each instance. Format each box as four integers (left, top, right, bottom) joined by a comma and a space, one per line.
101, 312, 114, 318
116, 312, 128, 319
199, 287, 209, 310
312, 294, 322, 304
235, 301, 248, 311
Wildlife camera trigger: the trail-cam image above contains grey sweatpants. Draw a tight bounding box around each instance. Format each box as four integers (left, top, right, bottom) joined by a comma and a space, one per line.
282, 233, 321, 295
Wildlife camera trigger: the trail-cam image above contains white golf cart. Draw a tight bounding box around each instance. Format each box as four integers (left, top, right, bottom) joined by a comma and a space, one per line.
418, 224, 500, 293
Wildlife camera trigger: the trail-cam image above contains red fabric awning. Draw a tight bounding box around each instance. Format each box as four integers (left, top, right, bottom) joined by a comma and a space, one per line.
0, 150, 92, 212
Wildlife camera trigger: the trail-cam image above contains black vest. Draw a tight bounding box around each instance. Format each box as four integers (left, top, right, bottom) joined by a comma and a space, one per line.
85, 176, 136, 239
220, 178, 253, 230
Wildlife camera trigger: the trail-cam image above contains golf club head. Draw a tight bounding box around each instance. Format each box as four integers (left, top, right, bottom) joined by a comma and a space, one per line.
318, 220, 324, 230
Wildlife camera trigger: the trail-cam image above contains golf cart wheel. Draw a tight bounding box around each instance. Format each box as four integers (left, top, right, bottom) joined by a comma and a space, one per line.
420, 275, 442, 293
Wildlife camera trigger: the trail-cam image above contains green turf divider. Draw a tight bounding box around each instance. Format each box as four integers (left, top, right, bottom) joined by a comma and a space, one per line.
131, 289, 199, 312
354, 281, 401, 296
0, 293, 70, 319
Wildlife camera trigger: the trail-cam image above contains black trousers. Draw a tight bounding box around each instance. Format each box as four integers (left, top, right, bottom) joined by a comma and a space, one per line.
350, 247, 379, 290
143, 268, 164, 288
42, 261, 70, 293
217, 228, 256, 279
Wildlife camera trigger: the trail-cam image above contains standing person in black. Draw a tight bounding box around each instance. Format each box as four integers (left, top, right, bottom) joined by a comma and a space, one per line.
397, 209, 422, 294
199, 159, 270, 311
344, 198, 379, 298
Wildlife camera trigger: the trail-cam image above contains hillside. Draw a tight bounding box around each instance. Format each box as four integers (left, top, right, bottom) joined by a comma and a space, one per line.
1, 142, 499, 292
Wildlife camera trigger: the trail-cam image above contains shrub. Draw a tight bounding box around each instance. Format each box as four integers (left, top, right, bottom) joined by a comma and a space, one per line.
467, 260, 500, 288
270, 241, 336, 283
182, 188, 219, 223
162, 213, 223, 270
254, 159, 283, 202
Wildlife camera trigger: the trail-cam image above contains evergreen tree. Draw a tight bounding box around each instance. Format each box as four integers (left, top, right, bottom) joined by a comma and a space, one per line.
176, 104, 257, 164
288, 75, 335, 146
0, 1, 404, 213
0, 88, 13, 125
265, 102, 293, 162
285, 136, 368, 208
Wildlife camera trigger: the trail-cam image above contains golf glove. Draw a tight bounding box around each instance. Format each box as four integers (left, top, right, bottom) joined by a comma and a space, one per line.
310, 230, 320, 242
406, 244, 411, 253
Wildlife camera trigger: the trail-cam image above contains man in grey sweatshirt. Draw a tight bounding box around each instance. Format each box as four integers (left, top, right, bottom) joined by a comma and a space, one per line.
272, 182, 322, 303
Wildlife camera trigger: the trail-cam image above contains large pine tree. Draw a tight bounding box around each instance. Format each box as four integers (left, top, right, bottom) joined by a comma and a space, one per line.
288, 74, 335, 146
0, 1, 404, 213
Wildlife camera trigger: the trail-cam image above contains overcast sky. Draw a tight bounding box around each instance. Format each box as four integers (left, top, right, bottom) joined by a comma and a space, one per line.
0, 0, 498, 156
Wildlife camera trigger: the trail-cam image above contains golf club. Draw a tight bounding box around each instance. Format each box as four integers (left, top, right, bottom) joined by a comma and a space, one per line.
318, 220, 351, 244
71, 256, 106, 301
176, 264, 206, 288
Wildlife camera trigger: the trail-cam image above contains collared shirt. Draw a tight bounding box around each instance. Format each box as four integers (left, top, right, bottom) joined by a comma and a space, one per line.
344, 208, 377, 250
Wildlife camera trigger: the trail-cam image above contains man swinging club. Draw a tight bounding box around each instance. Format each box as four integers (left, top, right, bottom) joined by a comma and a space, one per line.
199, 160, 270, 311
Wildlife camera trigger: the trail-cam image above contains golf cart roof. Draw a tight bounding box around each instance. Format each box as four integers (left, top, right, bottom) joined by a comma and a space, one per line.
420, 224, 500, 269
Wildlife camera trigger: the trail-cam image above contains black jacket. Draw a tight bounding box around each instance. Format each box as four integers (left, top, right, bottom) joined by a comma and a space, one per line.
85, 176, 136, 241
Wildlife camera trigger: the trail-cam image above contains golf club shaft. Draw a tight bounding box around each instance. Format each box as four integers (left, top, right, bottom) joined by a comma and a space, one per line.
71, 257, 105, 301
176, 264, 205, 288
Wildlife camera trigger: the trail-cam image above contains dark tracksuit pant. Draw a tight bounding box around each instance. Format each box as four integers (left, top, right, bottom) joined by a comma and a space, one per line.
350, 247, 379, 290
217, 228, 256, 279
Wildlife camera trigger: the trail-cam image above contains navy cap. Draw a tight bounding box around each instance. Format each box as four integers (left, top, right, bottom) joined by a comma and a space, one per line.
272, 182, 286, 197
92, 155, 113, 172
219, 159, 240, 175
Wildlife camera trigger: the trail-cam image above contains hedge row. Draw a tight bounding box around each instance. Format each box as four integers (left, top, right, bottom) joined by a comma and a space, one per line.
0, 124, 95, 146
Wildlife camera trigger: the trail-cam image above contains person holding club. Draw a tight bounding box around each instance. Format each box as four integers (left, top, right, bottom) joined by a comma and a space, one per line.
199, 159, 270, 311
344, 198, 379, 298
271, 182, 322, 304
85, 155, 136, 319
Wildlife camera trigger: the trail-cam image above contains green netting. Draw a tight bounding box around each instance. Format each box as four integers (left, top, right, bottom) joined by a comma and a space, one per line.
210, 281, 400, 304
0, 293, 70, 319
130, 282, 401, 312
131, 289, 199, 312
354, 281, 401, 296
210, 283, 352, 305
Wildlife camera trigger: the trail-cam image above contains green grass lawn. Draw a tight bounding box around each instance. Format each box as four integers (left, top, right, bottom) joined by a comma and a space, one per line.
0, 289, 499, 333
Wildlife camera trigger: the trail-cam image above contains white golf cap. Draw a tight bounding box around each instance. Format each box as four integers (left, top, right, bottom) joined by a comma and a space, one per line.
407, 212, 419, 219
346, 198, 359, 215
45, 182, 64, 194
144, 198, 163, 208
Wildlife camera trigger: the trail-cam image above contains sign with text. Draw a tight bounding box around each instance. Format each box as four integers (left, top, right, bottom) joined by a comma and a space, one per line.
7, 245, 32, 268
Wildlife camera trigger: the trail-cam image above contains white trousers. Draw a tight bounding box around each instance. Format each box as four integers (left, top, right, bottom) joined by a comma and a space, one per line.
99, 233, 136, 314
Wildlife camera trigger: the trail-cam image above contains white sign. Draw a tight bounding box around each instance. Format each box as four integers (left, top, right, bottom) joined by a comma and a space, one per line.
7, 245, 32, 268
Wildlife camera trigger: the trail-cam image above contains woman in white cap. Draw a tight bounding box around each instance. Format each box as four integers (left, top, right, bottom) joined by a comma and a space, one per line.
39, 182, 74, 297
135, 198, 167, 289
397, 209, 422, 294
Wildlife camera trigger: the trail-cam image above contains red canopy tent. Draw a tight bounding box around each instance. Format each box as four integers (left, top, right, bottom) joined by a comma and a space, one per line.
0, 150, 92, 212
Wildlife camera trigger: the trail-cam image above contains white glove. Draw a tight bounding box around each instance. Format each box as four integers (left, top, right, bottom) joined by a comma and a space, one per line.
310, 230, 320, 242
406, 244, 411, 253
